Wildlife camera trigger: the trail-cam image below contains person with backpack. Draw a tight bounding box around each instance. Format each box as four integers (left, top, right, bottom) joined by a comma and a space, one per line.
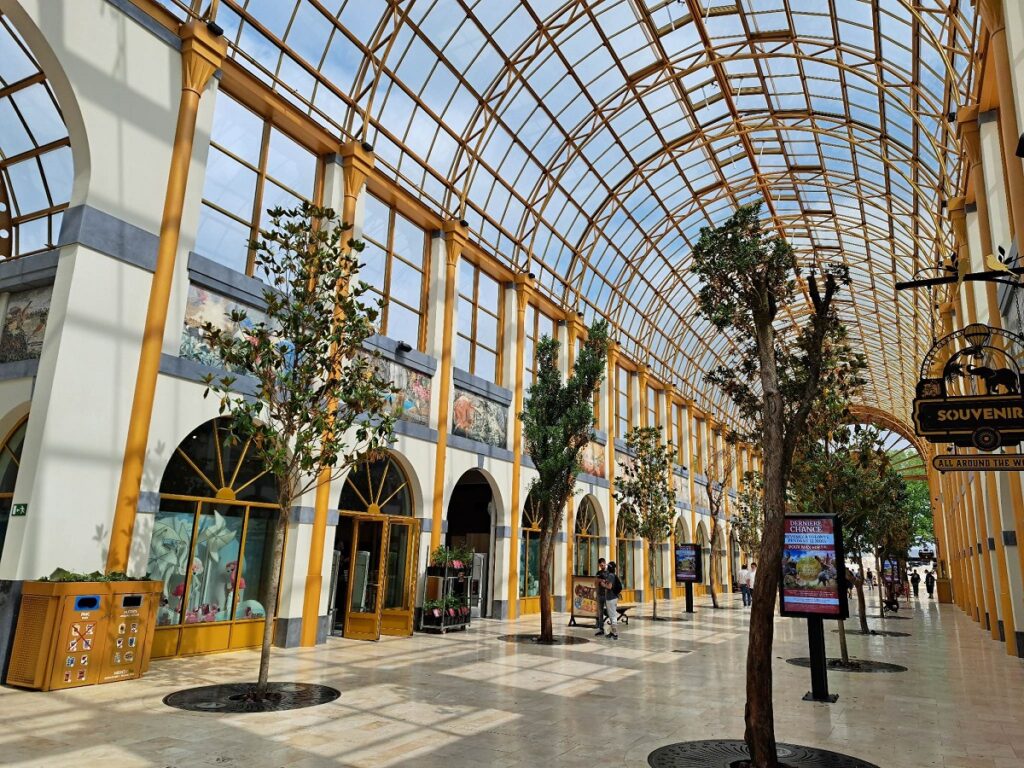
925, 570, 936, 599
594, 558, 609, 636
602, 562, 624, 640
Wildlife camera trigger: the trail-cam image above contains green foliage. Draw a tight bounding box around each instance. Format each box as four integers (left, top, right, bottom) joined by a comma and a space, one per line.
42, 568, 147, 583
200, 202, 397, 507
520, 320, 609, 533
615, 426, 676, 544
732, 471, 764, 557
429, 545, 474, 569
905, 480, 934, 546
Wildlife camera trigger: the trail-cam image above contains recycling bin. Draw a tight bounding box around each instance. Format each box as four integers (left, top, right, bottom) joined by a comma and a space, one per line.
5, 579, 161, 691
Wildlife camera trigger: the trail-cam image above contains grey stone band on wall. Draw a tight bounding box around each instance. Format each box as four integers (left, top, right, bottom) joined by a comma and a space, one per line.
447, 433, 514, 462
394, 420, 439, 443
693, 473, 709, 486
188, 251, 270, 309
491, 599, 507, 619
105, 0, 182, 49
327, 509, 340, 526
137, 491, 161, 514
290, 506, 315, 524
556, 531, 567, 543
495, 525, 511, 539
274, 617, 303, 648
58, 205, 158, 272
599, 537, 609, 546
452, 367, 513, 405
422, 519, 432, 533
364, 334, 437, 376
0, 249, 58, 293
159, 353, 260, 397
592, 429, 608, 445
0, 359, 39, 382
578, 472, 609, 488
554, 595, 566, 612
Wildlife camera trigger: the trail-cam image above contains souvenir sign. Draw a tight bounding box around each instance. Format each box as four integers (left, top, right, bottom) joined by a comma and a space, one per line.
780, 515, 848, 619
913, 324, 1024, 452
674, 543, 702, 583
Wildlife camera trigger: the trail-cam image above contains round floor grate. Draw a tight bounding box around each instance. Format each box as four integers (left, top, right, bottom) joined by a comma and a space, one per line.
786, 657, 907, 673
647, 740, 879, 768
498, 633, 591, 645
163, 682, 340, 713
632, 615, 692, 622
833, 628, 911, 637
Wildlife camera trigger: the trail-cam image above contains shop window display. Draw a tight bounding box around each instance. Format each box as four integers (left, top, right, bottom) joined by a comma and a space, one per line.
0, 416, 27, 559
616, 514, 637, 590
148, 418, 279, 628
574, 498, 600, 576
519, 496, 542, 598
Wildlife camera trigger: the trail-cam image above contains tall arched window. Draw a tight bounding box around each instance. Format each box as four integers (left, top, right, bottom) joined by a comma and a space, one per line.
0, 416, 27, 557
696, 523, 710, 587
574, 498, 600, 576
338, 455, 412, 517
615, 514, 637, 590
147, 419, 279, 632
519, 494, 542, 597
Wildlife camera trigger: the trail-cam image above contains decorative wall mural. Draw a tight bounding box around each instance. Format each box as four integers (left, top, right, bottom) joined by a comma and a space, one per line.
452, 387, 507, 447
579, 441, 606, 478
0, 285, 51, 363
674, 473, 690, 506
180, 284, 269, 372
369, 355, 431, 426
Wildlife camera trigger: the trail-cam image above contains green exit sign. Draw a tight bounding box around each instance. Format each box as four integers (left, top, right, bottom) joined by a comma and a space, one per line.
11, 503, 26, 517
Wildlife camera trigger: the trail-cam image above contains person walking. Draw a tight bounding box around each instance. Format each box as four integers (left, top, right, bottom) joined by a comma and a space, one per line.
738, 563, 752, 607
910, 569, 921, 598
594, 558, 608, 636
747, 562, 757, 602
602, 562, 624, 640
925, 570, 936, 599
866, 569, 874, 588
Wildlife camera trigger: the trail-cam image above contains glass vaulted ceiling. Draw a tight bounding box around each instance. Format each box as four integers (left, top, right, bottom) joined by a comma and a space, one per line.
157, 0, 977, 428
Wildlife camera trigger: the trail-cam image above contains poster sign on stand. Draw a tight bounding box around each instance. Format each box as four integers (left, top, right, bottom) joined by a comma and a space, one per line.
674, 543, 701, 614
780, 515, 849, 620
568, 576, 599, 626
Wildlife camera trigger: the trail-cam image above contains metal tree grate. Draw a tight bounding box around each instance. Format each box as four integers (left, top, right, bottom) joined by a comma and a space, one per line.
163, 682, 340, 713
648, 740, 879, 768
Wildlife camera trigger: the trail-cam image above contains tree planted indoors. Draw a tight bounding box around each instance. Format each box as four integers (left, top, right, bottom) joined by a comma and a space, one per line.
520, 320, 608, 643
691, 202, 864, 767
615, 426, 677, 620
199, 202, 396, 699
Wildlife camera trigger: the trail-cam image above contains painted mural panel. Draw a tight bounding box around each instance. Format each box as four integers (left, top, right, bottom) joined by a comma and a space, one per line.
0, 285, 51, 363
368, 355, 431, 426
674, 473, 691, 506
579, 441, 606, 478
452, 387, 507, 447
180, 284, 270, 372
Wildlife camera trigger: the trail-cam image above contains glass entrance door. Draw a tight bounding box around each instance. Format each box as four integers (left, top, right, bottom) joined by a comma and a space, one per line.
343, 517, 388, 641
380, 518, 420, 636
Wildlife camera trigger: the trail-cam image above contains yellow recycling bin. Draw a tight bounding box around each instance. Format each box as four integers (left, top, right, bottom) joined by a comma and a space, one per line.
5, 579, 162, 691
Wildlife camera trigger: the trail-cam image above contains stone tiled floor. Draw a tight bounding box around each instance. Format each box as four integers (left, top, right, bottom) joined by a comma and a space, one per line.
3, 594, 1023, 767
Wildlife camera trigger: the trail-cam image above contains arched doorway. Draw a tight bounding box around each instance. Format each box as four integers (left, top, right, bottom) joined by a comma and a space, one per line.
445, 469, 494, 618
0, 416, 27, 562
574, 497, 601, 576
519, 492, 544, 614
146, 418, 280, 658
672, 515, 690, 599
333, 454, 419, 640
730, 532, 741, 593
616, 513, 639, 602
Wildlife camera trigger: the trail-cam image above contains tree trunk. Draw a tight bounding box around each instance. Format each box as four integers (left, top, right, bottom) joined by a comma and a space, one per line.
837, 618, 849, 665
709, 519, 720, 608
876, 551, 885, 618
649, 543, 658, 620
855, 553, 869, 633
255, 503, 288, 695
538, 529, 555, 643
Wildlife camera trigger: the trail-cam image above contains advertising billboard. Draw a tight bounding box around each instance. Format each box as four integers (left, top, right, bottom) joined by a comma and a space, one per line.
779, 515, 848, 619
570, 576, 599, 623
674, 543, 702, 584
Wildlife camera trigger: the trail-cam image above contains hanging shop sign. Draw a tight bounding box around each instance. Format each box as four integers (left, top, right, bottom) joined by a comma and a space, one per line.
779, 515, 849, 620
933, 454, 1024, 472
912, 324, 1024, 451
674, 543, 702, 583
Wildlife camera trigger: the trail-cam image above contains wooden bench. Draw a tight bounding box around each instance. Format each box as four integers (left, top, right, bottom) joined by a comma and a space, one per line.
610, 603, 634, 625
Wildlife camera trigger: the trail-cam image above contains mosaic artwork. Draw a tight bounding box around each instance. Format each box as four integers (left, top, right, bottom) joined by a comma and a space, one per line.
368, 355, 431, 426
0, 285, 52, 363
180, 285, 269, 372
452, 388, 507, 447
674, 473, 690, 506
579, 441, 606, 478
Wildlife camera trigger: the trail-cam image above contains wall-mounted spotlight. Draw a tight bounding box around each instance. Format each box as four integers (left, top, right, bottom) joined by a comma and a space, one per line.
361, 141, 374, 152
206, 20, 224, 36
527, 272, 535, 280
396, 341, 413, 353
459, 219, 469, 228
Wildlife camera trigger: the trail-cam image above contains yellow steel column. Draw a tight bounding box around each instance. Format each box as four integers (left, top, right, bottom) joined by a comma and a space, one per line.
430, 222, 468, 553
506, 273, 531, 619
301, 142, 374, 647
107, 22, 227, 573
967, 476, 996, 628
663, 385, 676, 601
959, 108, 1004, 320
563, 311, 582, 603
636, 368, 649, 603
606, 342, 619, 563
983, 469, 1016, 651
979, 0, 1024, 241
